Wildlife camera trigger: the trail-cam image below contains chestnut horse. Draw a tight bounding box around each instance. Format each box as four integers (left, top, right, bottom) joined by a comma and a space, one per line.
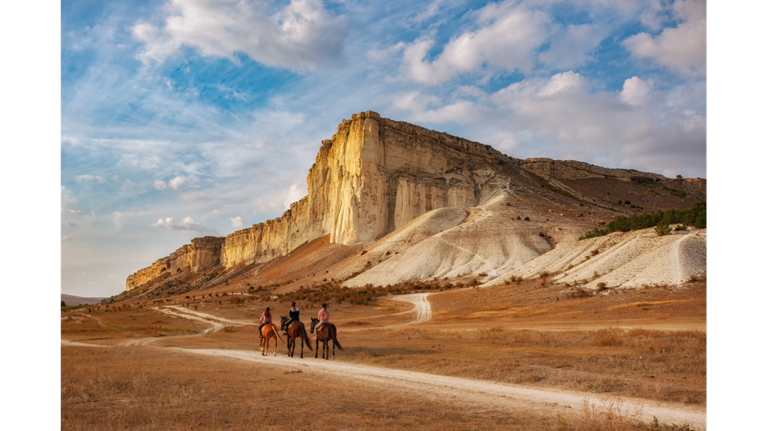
310, 317, 343, 360
280, 316, 313, 358
259, 323, 283, 356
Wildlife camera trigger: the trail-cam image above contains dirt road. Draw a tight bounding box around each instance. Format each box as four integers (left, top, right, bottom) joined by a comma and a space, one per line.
62, 298, 706, 429
178, 347, 706, 429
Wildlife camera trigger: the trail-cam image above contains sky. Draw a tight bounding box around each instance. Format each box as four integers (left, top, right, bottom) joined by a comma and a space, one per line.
60, 0, 707, 297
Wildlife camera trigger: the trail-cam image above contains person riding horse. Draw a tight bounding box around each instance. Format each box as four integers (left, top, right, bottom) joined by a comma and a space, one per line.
258, 307, 272, 339
312, 303, 329, 340
282, 302, 300, 335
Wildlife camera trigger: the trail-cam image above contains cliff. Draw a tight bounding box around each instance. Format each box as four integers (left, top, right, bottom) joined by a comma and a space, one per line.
126, 111, 694, 291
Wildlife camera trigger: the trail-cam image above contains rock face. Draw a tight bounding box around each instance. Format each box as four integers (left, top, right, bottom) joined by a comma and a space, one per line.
126, 237, 224, 290
126, 111, 692, 291
517, 158, 667, 181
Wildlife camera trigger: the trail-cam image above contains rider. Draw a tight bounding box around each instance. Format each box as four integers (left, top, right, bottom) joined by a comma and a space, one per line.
283, 302, 300, 334
258, 307, 272, 338
313, 303, 329, 339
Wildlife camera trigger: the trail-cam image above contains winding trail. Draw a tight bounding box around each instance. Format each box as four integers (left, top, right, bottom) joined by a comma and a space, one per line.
62, 295, 705, 428
176, 347, 706, 429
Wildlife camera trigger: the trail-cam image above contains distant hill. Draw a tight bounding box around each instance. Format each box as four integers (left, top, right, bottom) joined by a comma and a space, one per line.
61, 294, 106, 306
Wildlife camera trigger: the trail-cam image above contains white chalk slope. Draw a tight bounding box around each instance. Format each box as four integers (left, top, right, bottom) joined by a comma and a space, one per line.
344, 195, 706, 289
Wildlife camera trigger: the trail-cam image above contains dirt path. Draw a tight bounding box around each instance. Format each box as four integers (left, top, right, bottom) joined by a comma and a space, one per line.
62, 298, 706, 428
177, 347, 706, 429
341, 293, 434, 332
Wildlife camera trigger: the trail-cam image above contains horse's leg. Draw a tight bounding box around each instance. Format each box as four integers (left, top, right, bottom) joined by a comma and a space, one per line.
273, 334, 278, 356
315, 338, 319, 358
300, 336, 304, 359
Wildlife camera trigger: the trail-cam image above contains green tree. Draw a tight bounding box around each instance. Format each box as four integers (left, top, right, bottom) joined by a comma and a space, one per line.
676, 174, 683, 179
655, 221, 672, 236
61, 301, 66, 307
694, 208, 706, 228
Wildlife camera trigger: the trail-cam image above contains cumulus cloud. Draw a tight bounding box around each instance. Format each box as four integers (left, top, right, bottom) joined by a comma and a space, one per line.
623, 0, 706, 76
150, 216, 214, 233
168, 176, 186, 190
230, 216, 245, 228
397, 1, 550, 83
74, 175, 105, 182
153, 180, 167, 190
620, 76, 654, 106
132, 0, 347, 71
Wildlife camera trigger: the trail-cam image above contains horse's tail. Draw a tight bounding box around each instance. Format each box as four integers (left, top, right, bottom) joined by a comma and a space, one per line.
270, 324, 283, 342
300, 325, 313, 351
331, 325, 343, 351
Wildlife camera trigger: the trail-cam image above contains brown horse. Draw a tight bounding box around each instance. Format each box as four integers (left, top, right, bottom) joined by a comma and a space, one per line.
310, 317, 343, 360
280, 316, 313, 358
259, 323, 283, 356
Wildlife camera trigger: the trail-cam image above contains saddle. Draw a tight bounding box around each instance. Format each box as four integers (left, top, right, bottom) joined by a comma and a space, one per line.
315, 321, 330, 332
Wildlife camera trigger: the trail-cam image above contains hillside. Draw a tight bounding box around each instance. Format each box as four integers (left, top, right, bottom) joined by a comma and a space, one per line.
119, 111, 706, 303
61, 294, 106, 306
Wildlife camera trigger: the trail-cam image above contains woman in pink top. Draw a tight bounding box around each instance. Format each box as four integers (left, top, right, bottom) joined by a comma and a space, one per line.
314, 303, 329, 332
258, 307, 271, 338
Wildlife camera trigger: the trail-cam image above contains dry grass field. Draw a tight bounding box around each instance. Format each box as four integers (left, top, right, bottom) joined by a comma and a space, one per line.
62, 278, 705, 429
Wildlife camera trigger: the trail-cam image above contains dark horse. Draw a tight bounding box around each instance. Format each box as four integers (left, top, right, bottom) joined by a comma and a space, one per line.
280, 316, 313, 358
310, 317, 343, 360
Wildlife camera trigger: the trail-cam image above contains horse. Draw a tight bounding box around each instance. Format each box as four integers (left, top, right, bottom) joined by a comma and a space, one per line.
310, 317, 343, 360
280, 316, 313, 358
259, 322, 283, 356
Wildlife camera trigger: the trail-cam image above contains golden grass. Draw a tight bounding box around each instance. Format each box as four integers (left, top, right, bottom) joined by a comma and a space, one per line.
62, 346, 561, 430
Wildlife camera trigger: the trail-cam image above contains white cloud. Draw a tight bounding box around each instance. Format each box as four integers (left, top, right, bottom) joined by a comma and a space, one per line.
132, 0, 347, 71
168, 176, 186, 190
153, 180, 167, 190
283, 184, 303, 210
150, 216, 214, 233
397, 1, 550, 83
539, 24, 607, 70
620, 76, 654, 106
412, 0, 445, 23
61, 208, 83, 215
74, 175, 105, 182
230, 216, 245, 228
623, 0, 706, 76
538, 71, 589, 97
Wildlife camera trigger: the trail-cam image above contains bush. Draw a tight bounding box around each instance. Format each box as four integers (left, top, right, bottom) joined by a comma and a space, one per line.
516, 216, 521, 220
674, 224, 687, 231
655, 221, 671, 236
524, 216, 530, 221
676, 174, 683, 179
578, 202, 705, 240
61, 301, 66, 307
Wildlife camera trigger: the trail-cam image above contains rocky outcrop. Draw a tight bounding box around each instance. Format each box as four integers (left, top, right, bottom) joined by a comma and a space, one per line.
126, 111, 699, 291
518, 158, 668, 181
126, 237, 224, 290
127, 111, 516, 290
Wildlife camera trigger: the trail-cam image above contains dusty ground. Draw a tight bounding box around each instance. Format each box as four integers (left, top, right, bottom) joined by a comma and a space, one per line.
62, 278, 706, 429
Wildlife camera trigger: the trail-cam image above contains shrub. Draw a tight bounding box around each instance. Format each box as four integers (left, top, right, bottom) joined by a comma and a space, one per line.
596, 282, 607, 291
624, 200, 631, 205
655, 221, 672, 236
578, 202, 705, 240
61, 301, 66, 307
676, 174, 683, 179
506, 202, 510, 206
524, 216, 530, 221
517, 216, 521, 220
674, 224, 687, 231
595, 328, 622, 346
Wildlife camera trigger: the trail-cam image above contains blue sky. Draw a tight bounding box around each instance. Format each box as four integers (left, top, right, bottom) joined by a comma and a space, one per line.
61, 0, 707, 297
